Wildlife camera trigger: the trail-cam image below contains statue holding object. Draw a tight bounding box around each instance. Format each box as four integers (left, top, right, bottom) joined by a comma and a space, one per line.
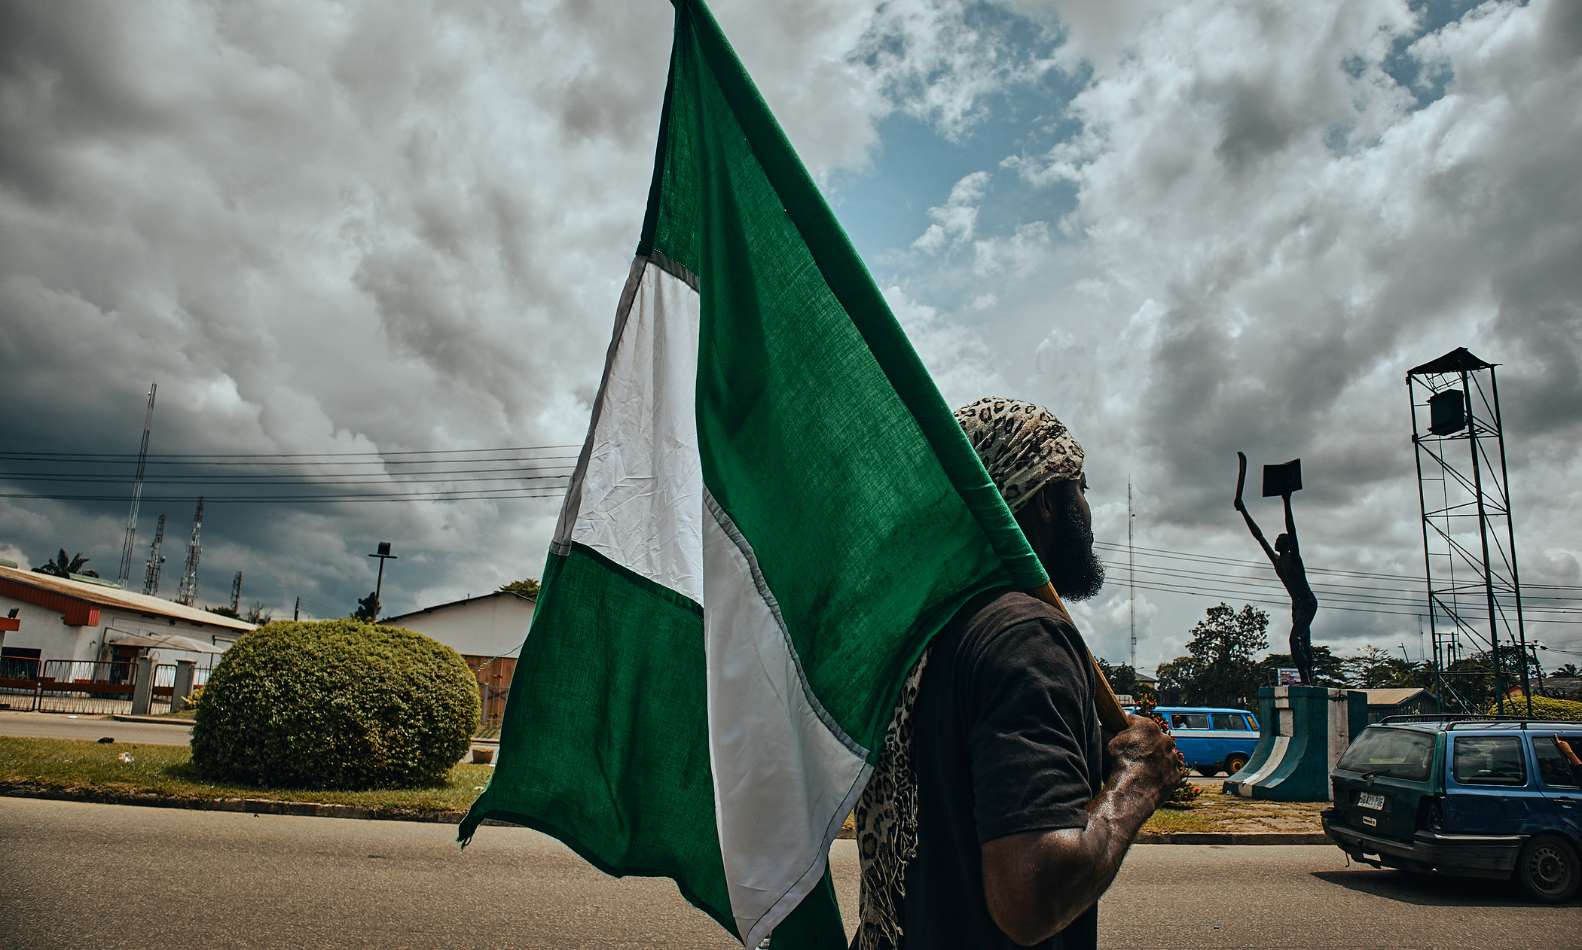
1235, 453, 1318, 686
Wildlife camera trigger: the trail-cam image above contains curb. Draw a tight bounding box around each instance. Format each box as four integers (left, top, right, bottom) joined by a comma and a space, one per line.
1134, 832, 1329, 846
2, 785, 1326, 844
110, 715, 195, 727
833, 827, 1325, 845
0, 784, 515, 827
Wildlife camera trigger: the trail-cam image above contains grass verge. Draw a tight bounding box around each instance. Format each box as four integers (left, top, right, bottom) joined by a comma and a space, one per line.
0, 736, 491, 816
5, 736, 1326, 836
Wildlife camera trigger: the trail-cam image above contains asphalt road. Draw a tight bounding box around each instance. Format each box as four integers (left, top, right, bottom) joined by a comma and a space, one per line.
1, 798, 1575, 949
0, 709, 192, 745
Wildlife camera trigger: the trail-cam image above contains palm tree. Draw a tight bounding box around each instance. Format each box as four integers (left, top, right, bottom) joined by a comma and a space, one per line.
33, 549, 97, 578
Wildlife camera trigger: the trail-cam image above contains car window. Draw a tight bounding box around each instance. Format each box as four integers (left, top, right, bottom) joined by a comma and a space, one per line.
1336, 727, 1436, 781
1533, 735, 1581, 789
1170, 713, 1211, 730
1212, 713, 1250, 731
1452, 736, 1527, 786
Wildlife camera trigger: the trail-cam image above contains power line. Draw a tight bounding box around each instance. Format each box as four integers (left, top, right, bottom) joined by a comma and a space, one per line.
0, 444, 582, 461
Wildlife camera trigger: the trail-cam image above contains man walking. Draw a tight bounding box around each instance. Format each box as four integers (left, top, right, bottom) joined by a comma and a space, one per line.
853, 398, 1180, 950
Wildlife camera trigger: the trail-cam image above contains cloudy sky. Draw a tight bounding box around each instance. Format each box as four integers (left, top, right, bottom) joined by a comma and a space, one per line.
3, 0, 1579, 673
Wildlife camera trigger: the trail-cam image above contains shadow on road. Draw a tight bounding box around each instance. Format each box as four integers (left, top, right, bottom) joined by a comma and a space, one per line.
1311, 868, 1530, 907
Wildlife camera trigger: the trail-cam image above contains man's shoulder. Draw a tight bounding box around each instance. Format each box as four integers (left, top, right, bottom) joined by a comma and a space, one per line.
947, 588, 1088, 684
956, 587, 1077, 640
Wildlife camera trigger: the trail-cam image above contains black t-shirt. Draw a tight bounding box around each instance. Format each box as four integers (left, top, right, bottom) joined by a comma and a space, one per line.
901, 588, 1103, 950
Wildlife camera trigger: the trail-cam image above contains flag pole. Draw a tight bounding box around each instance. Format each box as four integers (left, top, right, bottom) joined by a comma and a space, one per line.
1028, 582, 1130, 732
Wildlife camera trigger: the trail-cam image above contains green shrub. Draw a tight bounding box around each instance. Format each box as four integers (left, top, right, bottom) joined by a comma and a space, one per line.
1485, 695, 1582, 721
191, 619, 481, 790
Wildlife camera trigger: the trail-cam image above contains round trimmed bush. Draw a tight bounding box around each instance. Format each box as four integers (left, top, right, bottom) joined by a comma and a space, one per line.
191, 619, 481, 790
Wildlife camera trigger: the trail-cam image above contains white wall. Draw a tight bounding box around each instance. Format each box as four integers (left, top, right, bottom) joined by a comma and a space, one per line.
0, 595, 242, 671
388, 594, 535, 658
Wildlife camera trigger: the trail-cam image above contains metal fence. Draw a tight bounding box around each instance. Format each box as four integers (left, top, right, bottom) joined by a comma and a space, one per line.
0, 659, 211, 715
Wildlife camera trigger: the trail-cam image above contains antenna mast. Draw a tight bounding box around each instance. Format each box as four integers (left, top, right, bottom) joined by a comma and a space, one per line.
230, 571, 243, 612
117, 383, 157, 588
176, 497, 205, 607
142, 514, 167, 595
1128, 477, 1136, 670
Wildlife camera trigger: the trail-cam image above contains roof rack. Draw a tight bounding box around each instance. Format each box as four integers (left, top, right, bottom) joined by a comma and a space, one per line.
1380, 714, 1582, 729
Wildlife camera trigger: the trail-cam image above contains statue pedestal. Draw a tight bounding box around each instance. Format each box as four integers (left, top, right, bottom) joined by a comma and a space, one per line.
1223, 686, 1366, 801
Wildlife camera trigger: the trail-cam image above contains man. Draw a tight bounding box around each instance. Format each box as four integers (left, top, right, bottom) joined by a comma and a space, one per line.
852, 398, 1180, 950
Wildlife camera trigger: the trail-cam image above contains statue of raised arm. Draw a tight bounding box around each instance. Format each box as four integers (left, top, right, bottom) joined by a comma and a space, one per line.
1235, 452, 1318, 686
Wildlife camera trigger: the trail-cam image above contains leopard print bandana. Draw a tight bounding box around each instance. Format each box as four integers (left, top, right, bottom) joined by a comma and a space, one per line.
954, 397, 1083, 513
852, 648, 929, 950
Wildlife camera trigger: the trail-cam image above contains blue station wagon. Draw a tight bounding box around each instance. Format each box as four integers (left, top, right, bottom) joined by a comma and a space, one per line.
1154, 706, 1260, 777
1322, 719, 1582, 903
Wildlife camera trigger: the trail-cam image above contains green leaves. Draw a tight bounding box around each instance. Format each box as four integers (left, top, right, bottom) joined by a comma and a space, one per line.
191, 619, 481, 790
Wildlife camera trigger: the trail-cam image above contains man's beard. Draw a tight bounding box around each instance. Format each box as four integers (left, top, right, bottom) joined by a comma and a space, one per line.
1048, 497, 1105, 601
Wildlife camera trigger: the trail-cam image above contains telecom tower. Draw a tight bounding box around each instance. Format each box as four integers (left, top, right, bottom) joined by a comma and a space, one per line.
176, 497, 205, 607
142, 514, 167, 596
117, 383, 157, 588
1407, 348, 1530, 716
230, 571, 243, 612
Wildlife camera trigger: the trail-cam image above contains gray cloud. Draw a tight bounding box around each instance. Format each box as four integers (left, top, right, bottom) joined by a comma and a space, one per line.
0, 0, 890, 618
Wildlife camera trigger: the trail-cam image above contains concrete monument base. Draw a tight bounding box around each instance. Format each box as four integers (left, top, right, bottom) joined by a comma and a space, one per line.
1223, 685, 1366, 802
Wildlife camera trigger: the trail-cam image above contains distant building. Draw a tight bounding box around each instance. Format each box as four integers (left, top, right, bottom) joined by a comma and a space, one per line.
384, 590, 535, 725
0, 562, 251, 677
1362, 687, 1441, 723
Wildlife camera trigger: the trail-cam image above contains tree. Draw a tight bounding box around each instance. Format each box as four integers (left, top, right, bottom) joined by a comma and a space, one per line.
1157, 603, 1268, 708
244, 602, 274, 625
34, 549, 97, 578
206, 605, 242, 620
1096, 658, 1141, 698
498, 578, 540, 599
1259, 645, 1350, 688
1342, 645, 1424, 690
353, 592, 380, 622
1555, 663, 1579, 678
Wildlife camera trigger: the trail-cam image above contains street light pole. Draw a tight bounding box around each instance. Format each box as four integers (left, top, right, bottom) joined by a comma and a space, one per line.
368, 542, 396, 619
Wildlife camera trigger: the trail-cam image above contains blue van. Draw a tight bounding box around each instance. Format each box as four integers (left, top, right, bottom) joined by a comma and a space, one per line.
1154, 706, 1260, 777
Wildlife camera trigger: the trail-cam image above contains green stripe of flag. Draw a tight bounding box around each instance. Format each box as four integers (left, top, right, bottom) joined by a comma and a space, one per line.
460, 543, 732, 932
658, 0, 1045, 753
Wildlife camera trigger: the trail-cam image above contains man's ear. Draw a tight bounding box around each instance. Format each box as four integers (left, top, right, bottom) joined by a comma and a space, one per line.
1033, 480, 1064, 527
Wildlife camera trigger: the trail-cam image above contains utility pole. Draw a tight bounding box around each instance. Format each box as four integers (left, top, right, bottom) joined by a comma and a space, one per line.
1127, 477, 1136, 671
176, 497, 204, 607
142, 514, 167, 596
117, 383, 157, 588
230, 571, 243, 612
293, 596, 301, 621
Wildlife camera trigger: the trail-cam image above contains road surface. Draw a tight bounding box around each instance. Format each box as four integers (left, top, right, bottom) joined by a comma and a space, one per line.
0, 798, 1574, 948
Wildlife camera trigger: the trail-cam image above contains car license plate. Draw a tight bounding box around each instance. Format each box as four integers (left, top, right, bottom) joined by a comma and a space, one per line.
1357, 792, 1385, 811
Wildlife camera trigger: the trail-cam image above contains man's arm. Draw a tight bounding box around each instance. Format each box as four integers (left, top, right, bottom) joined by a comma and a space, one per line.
981, 715, 1180, 946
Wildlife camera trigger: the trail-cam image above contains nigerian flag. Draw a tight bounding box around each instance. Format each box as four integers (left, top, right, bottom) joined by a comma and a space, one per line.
459, 0, 1049, 945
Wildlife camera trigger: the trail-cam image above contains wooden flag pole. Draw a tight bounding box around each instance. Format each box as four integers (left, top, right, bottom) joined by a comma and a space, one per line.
1028, 582, 1131, 733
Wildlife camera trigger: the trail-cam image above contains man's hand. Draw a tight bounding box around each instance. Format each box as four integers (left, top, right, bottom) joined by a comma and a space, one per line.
982, 715, 1181, 946
1104, 714, 1181, 812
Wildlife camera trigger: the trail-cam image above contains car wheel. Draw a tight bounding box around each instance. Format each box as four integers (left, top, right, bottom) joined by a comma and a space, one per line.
1225, 753, 1250, 776
1516, 834, 1580, 904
